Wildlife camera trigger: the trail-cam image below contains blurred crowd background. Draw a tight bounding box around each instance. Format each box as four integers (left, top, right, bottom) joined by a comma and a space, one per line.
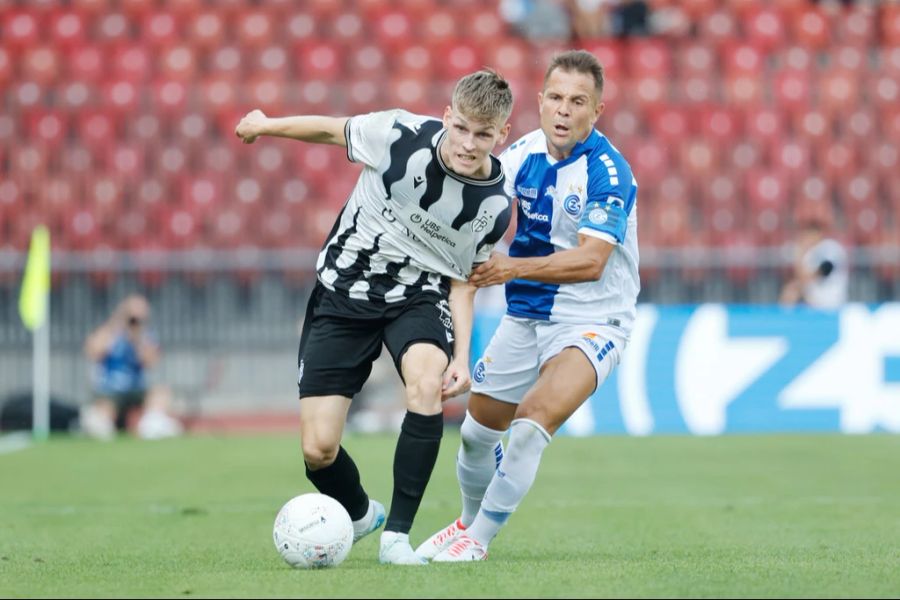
0, 0, 898, 430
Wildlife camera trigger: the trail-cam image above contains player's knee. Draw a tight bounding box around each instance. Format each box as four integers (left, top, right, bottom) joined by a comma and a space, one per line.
301, 440, 339, 470
514, 403, 557, 434
404, 375, 443, 414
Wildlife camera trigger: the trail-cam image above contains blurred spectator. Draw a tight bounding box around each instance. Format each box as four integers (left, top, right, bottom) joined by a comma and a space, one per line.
568, 0, 615, 39
81, 294, 182, 440
613, 0, 651, 38
779, 213, 849, 310
500, 0, 572, 41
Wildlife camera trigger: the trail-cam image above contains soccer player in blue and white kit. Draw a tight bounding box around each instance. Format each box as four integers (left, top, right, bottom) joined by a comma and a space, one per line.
417, 50, 640, 561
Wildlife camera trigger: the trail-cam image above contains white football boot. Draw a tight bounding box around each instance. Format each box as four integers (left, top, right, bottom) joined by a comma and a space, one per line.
415, 518, 466, 560
379, 531, 428, 565
352, 499, 386, 543
432, 534, 488, 562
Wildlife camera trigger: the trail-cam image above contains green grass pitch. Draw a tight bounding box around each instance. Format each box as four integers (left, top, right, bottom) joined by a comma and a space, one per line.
1, 432, 898, 598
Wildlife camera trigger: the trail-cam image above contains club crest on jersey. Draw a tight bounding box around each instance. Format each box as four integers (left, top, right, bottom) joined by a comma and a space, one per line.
473, 360, 486, 383
589, 207, 608, 225
564, 194, 583, 217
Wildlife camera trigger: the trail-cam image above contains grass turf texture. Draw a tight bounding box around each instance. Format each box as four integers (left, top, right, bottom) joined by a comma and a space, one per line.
1, 433, 898, 598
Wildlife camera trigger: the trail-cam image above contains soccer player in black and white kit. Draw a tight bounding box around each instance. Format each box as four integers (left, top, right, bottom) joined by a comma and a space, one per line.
235, 71, 514, 565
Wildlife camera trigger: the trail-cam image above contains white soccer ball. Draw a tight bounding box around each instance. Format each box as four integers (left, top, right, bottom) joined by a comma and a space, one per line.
273, 493, 354, 569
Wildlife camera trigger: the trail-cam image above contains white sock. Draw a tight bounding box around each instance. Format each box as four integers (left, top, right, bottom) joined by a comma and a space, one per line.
466, 418, 551, 547
457, 411, 506, 527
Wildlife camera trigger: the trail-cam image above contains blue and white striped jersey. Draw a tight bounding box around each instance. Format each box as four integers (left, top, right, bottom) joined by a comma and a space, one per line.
499, 128, 640, 334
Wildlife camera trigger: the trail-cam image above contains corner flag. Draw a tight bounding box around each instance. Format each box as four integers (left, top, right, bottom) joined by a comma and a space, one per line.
19, 225, 51, 331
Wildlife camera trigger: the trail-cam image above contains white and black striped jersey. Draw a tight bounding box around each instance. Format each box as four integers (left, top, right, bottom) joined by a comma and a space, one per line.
315, 110, 512, 303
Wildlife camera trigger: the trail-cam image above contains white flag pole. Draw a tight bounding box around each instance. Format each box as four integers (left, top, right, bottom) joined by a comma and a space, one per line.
33, 305, 50, 440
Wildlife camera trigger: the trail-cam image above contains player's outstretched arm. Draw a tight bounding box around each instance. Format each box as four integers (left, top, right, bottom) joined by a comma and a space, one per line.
469, 235, 615, 287
235, 109, 349, 147
442, 279, 477, 400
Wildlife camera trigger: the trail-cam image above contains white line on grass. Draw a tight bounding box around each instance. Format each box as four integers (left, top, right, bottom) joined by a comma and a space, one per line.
0, 432, 33, 455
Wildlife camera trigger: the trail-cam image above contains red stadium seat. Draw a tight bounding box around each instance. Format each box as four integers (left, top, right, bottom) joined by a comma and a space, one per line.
680, 138, 718, 182
395, 44, 435, 78
108, 143, 145, 181
745, 6, 786, 51
867, 140, 899, 180
843, 107, 876, 142
22, 46, 60, 85
627, 39, 671, 76
295, 40, 342, 81
722, 42, 764, 75
28, 110, 67, 150
142, 10, 180, 49
436, 40, 483, 80
347, 43, 387, 78
728, 140, 762, 171
882, 4, 900, 46
3, 11, 41, 53
467, 8, 505, 45
161, 207, 202, 250
384, 75, 431, 116
12, 144, 49, 185
188, 11, 226, 50
49, 10, 87, 50
870, 72, 900, 110
158, 45, 197, 80
790, 7, 831, 49
837, 6, 876, 47
723, 73, 763, 106
237, 10, 275, 49
345, 77, 384, 114
772, 68, 811, 114
815, 139, 858, 186
257, 207, 296, 249
113, 44, 151, 82
483, 39, 531, 79
696, 106, 740, 145
630, 74, 670, 108
423, 9, 458, 46
180, 174, 222, 219
151, 78, 189, 117
77, 110, 116, 154
630, 137, 670, 188
0, 48, 10, 88
103, 80, 140, 115
295, 77, 330, 114
697, 8, 737, 46
819, 69, 860, 116
677, 41, 716, 76
95, 12, 130, 45
246, 75, 288, 114
772, 138, 811, 186
794, 107, 831, 144
744, 107, 783, 144
68, 45, 105, 82
371, 9, 414, 53
746, 169, 789, 245
200, 76, 238, 118
655, 104, 693, 136
256, 45, 292, 77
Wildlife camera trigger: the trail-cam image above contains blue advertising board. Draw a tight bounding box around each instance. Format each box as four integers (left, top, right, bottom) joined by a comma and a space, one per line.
470, 304, 900, 435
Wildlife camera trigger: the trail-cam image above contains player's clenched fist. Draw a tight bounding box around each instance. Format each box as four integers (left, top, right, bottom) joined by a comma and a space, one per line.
235, 109, 267, 144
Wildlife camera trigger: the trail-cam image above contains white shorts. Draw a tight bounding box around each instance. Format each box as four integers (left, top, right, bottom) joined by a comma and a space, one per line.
471, 315, 626, 405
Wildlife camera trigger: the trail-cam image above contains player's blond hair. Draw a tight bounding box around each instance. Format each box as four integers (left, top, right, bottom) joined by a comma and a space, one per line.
451, 69, 514, 124
544, 50, 604, 98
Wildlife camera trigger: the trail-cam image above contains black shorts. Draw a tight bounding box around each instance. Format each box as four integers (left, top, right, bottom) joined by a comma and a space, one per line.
297, 283, 454, 399
93, 390, 145, 431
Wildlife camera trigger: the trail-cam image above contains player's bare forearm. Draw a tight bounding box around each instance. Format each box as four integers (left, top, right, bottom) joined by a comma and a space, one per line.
448, 279, 477, 364
470, 235, 615, 287
235, 109, 348, 146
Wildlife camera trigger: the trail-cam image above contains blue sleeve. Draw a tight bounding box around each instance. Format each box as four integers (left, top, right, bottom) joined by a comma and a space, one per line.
580, 153, 635, 244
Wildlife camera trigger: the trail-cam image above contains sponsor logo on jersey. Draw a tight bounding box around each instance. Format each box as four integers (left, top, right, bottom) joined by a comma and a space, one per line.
516, 186, 538, 199
473, 359, 486, 383
564, 194, 583, 216
413, 175, 425, 188
520, 199, 550, 222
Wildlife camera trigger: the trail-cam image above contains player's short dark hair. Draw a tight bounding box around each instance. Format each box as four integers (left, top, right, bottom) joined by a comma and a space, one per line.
544, 50, 604, 98
452, 69, 514, 124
